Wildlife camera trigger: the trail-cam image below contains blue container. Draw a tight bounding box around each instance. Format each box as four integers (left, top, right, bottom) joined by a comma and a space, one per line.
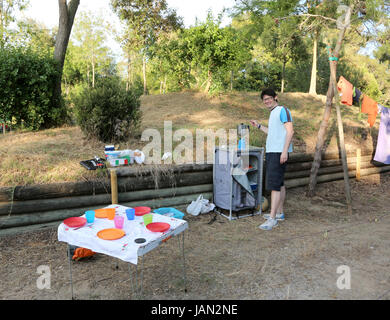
153, 207, 185, 220
105, 145, 115, 151
126, 208, 135, 220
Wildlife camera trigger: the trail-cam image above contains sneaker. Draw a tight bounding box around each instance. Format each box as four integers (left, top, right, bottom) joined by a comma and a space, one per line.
263, 213, 285, 221
259, 218, 278, 230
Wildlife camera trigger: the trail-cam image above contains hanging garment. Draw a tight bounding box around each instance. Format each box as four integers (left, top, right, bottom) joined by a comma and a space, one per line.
361, 94, 378, 127
352, 87, 362, 106
337, 76, 353, 106
373, 106, 390, 165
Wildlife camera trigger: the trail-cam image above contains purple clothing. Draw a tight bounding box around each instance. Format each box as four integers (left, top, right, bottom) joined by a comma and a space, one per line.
374, 105, 390, 164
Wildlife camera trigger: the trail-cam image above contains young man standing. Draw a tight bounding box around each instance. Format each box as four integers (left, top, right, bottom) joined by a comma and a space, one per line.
250, 88, 294, 230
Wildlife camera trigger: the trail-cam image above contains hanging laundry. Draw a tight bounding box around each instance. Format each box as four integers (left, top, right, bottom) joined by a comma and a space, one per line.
373, 106, 390, 165
361, 94, 378, 127
352, 87, 362, 106
337, 76, 353, 106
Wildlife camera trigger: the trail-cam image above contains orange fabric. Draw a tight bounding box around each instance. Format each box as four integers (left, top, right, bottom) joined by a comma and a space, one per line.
361, 95, 378, 127
337, 76, 353, 106
72, 248, 95, 261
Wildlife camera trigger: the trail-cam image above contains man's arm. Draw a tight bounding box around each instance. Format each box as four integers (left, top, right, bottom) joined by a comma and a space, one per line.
250, 120, 268, 134
280, 122, 293, 164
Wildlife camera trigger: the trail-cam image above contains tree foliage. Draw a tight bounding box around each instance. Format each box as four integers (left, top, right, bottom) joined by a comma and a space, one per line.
0, 0, 29, 46
73, 76, 142, 142
0, 45, 64, 129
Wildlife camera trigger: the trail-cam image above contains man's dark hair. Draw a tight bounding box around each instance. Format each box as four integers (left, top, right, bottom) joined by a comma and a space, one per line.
261, 88, 277, 100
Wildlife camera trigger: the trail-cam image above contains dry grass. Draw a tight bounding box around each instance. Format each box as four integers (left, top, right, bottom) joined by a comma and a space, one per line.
0, 90, 378, 187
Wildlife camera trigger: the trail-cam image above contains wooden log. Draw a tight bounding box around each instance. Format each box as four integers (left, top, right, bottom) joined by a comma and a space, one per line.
0, 221, 60, 237
0, 170, 213, 202
287, 149, 373, 164
0, 150, 376, 202
0, 180, 111, 202
286, 155, 372, 172
285, 165, 390, 189
116, 170, 213, 193
0, 184, 213, 216
114, 163, 213, 178
0, 192, 213, 229
284, 160, 385, 180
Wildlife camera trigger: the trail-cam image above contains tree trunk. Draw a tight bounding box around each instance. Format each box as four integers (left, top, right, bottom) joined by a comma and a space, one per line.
92, 54, 95, 88
87, 64, 90, 87
143, 53, 148, 95
53, 0, 80, 106
126, 50, 131, 91
230, 70, 233, 91
204, 69, 212, 93
309, 30, 318, 95
308, 5, 353, 198
281, 60, 286, 93
0, 0, 4, 46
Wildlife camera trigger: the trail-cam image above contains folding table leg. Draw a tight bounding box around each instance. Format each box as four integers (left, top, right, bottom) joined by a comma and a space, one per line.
128, 256, 144, 299
181, 232, 187, 293
67, 244, 74, 300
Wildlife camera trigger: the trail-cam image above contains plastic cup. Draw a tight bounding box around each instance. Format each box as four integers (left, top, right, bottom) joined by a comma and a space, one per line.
106, 208, 116, 220
126, 208, 135, 220
143, 213, 153, 226
85, 210, 95, 224
114, 216, 124, 229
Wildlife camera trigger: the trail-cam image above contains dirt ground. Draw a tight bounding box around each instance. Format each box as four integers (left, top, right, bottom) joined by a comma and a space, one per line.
1, 172, 389, 300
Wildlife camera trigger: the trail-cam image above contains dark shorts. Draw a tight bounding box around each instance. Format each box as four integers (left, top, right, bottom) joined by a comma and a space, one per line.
265, 152, 288, 191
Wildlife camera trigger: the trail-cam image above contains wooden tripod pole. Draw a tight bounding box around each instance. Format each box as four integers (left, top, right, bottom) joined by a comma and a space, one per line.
330, 71, 352, 214
307, 4, 354, 214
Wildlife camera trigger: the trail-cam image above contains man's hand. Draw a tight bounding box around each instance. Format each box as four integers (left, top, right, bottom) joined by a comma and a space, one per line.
280, 151, 288, 164
250, 120, 260, 128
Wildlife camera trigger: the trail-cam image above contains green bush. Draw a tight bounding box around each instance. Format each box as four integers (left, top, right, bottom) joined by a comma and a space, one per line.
73, 76, 142, 142
0, 45, 64, 130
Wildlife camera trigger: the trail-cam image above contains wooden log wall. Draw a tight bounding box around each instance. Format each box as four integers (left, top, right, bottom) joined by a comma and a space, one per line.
0, 151, 389, 236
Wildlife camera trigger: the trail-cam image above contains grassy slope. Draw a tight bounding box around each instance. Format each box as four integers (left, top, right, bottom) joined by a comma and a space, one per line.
0, 90, 378, 187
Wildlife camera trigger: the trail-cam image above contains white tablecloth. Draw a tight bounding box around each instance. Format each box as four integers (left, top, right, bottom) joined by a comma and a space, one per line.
58, 204, 188, 264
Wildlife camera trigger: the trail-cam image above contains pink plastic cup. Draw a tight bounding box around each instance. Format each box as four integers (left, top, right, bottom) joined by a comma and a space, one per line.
114, 216, 124, 229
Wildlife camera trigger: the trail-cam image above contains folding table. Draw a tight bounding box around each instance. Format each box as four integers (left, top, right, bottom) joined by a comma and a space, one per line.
58, 204, 188, 299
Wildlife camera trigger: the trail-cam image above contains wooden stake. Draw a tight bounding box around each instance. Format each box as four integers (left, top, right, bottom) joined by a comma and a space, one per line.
332, 86, 352, 214
110, 169, 118, 205
356, 148, 361, 181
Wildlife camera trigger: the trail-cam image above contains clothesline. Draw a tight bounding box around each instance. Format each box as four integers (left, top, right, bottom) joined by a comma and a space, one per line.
337, 75, 390, 165
337, 76, 387, 127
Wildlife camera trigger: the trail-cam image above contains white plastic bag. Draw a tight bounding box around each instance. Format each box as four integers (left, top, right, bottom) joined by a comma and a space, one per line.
200, 198, 215, 214
186, 195, 203, 216
187, 195, 216, 215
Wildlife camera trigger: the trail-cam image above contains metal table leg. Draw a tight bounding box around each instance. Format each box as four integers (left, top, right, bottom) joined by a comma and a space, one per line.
127, 231, 188, 298
181, 232, 187, 293
128, 255, 144, 299
67, 244, 74, 300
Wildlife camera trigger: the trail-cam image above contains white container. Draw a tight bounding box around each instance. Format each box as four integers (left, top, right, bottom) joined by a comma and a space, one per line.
108, 158, 129, 167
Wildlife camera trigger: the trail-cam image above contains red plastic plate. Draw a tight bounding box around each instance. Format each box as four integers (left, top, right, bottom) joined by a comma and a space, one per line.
134, 206, 151, 216
63, 217, 87, 228
146, 222, 170, 233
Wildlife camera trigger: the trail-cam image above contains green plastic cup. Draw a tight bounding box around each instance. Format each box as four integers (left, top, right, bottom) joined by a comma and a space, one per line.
143, 213, 153, 226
